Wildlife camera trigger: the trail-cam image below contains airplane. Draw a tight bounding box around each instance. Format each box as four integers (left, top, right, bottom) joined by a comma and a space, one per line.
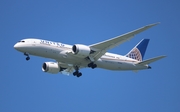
14, 23, 166, 77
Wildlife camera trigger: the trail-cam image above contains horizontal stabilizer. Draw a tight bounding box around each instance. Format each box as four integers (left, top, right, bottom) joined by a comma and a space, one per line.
136, 55, 166, 65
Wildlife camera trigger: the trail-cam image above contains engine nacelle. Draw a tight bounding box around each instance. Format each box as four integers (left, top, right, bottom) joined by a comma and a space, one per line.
72, 44, 91, 58
42, 62, 60, 74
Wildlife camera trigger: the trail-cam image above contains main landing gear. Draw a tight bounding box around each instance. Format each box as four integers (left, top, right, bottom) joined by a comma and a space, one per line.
73, 62, 97, 78
88, 62, 97, 69
24, 52, 30, 61
73, 66, 82, 78
73, 71, 82, 78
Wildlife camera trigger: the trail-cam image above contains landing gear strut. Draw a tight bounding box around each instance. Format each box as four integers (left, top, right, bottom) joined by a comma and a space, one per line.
88, 62, 97, 69
24, 52, 30, 61
73, 66, 82, 78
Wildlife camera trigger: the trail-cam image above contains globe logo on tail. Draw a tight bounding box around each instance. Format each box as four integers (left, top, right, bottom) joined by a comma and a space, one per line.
126, 48, 142, 61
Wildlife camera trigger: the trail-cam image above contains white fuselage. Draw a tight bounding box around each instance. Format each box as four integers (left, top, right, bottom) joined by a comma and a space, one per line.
14, 38, 149, 71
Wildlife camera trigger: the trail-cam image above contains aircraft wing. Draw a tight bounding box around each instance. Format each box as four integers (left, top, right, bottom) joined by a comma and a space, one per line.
61, 66, 74, 75
57, 61, 84, 75
89, 23, 159, 60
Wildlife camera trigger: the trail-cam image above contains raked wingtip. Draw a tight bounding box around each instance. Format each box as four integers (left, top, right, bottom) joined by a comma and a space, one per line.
150, 22, 160, 26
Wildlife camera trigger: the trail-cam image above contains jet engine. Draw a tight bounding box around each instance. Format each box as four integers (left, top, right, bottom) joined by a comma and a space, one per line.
72, 44, 91, 58
42, 62, 60, 74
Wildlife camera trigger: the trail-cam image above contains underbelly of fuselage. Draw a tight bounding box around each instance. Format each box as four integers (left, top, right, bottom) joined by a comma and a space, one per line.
27, 46, 147, 71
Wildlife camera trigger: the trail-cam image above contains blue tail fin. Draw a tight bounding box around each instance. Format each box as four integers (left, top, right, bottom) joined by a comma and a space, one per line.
126, 39, 150, 61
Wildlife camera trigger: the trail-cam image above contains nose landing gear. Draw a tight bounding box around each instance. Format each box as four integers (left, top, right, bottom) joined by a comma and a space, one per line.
24, 52, 30, 61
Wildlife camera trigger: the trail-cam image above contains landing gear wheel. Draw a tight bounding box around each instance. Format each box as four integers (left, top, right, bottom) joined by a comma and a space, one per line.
77, 72, 82, 77
92, 64, 97, 69
73, 71, 82, 77
73, 71, 78, 76
24, 52, 30, 61
73, 66, 82, 77
88, 62, 92, 67
73, 70, 82, 77
88, 62, 97, 69
26, 57, 30, 61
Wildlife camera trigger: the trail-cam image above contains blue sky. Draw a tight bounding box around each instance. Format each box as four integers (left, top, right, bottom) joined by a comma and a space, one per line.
0, 0, 179, 112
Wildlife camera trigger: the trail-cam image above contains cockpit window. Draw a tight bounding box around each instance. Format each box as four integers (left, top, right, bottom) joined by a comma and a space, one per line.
18, 40, 25, 43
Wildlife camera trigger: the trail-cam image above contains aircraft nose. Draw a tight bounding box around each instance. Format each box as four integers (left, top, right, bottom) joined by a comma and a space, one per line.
14, 43, 22, 50
14, 42, 29, 52
14, 43, 18, 50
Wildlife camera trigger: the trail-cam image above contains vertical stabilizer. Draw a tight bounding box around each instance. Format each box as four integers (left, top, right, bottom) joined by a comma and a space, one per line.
126, 39, 149, 61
